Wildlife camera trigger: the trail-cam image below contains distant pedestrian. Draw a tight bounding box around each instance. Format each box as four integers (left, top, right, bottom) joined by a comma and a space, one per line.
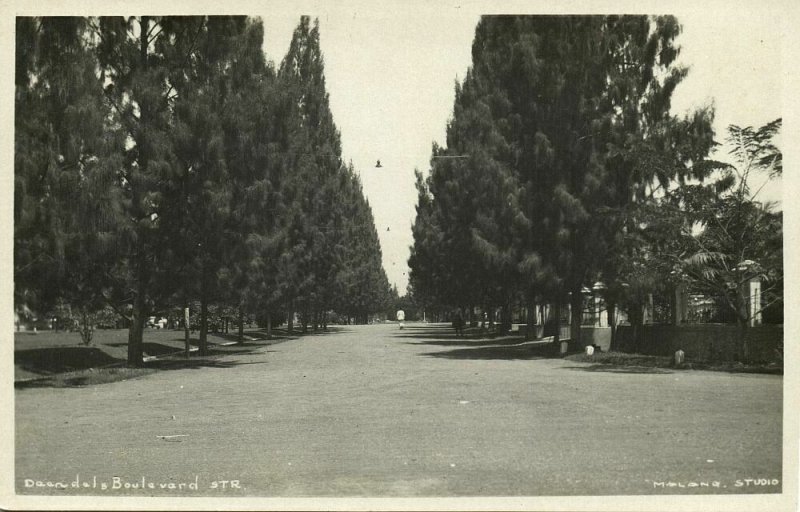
396, 309, 405, 330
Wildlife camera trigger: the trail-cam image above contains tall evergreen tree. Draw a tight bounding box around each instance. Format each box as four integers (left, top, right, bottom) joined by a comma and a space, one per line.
94, 16, 205, 365
334, 165, 392, 323
15, 17, 125, 342
410, 15, 718, 347
276, 16, 346, 330
408, 168, 449, 310
14, 15, 412, 349
217, 18, 281, 342
159, 17, 268, 354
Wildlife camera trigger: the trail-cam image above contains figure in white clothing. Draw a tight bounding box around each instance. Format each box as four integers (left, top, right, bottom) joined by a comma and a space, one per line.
396, 310, 405, 329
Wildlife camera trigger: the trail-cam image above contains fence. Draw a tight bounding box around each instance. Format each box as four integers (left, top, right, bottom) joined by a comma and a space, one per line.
614, 324, 783, 363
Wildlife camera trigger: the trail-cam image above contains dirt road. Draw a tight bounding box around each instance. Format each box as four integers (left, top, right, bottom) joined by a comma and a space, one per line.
15, 323, 783, 497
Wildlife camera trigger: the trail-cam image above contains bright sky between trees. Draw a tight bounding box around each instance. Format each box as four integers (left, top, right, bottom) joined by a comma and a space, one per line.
259, 5, 784, 295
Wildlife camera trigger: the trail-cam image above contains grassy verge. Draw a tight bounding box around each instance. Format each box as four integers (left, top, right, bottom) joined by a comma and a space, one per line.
566, 351, 782, 375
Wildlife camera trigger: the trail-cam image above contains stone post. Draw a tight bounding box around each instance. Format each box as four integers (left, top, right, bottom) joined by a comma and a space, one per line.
592, 282, 607, 327
744, 277, 762, 327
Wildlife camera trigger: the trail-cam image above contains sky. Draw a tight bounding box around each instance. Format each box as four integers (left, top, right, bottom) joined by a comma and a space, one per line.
256, 6, 785, 296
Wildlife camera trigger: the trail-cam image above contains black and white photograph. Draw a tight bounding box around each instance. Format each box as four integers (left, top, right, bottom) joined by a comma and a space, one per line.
3, 1, 797, 510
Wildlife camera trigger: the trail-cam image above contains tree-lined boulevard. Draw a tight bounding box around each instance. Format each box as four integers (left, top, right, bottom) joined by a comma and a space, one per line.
15, 16, 393, 366
408, 16, 782, 349
16, 324, 782, 496
12, 12, 786, 506
15, 14, 783, 365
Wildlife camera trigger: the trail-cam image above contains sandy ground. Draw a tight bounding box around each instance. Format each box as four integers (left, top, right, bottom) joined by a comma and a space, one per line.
15, 323, 782, 497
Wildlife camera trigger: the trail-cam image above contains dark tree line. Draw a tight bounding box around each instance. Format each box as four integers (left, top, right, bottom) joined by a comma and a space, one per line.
408, 15, 782, 350
15, 16, 392, 365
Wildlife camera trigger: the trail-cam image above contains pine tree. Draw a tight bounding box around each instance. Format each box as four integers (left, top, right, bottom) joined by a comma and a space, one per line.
217, 17, 280, 342
15, 17, 126, 342
408, 169, 446, 309
276, 17, 346, 330
94, 16, 203, 365
439, 65, 524, 330
409, 15, 718, 348
408, 168, 450, 312
334, 165, 392, 323
158, 16, 269, 354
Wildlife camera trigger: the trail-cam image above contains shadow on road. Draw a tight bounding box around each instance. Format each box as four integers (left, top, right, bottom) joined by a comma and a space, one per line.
14, 357, 267, 389
14, 322, 342, 389
400, 337, 528, 347
145, 358, 267, 371
286, 326, 353, 337
397, 326, 559, 360
94, 340, 269, 357
212, 331, 296, 343
15, 335, 275, 389
15, 347, 125, 376
560, 364, 674, 374
420, 342, 557, 360
214, 326, 351, 342
395, 325, 527, 343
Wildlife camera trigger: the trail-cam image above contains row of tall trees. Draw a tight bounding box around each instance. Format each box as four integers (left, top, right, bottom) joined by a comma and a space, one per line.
408, 15, 782, 348
15, 16, 392, 365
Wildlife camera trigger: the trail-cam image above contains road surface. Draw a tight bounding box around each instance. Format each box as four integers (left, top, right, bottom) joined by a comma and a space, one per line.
15, 323, 783, 497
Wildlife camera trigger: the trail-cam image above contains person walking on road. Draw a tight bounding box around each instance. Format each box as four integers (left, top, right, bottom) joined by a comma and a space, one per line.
396, 309, 405, 330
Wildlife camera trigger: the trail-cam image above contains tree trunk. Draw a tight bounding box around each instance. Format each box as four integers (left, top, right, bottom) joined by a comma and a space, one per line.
127, 265, 147, 367
127, 310, 145, 366
127, 17, 151, 369
80, 309, 93, 345
552, 299, 561, 347
629, 303, 644, 353
199, 294, 208, 356
237, 308, 244, 344
266, 311, 272, 340
184, 305, 190, 358
500, 302, 511, 334
527, 301, 537, 340
569, 288, 583, 350
287, 301, 294, 334
607, 301, 617, 351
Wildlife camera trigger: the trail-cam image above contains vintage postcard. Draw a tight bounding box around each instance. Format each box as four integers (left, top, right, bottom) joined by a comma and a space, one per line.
3, 0, 798, 510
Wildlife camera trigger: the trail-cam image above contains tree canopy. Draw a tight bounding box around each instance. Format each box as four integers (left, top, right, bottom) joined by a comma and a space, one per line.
14, 16, 393, 365
408, 15, 762, 345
